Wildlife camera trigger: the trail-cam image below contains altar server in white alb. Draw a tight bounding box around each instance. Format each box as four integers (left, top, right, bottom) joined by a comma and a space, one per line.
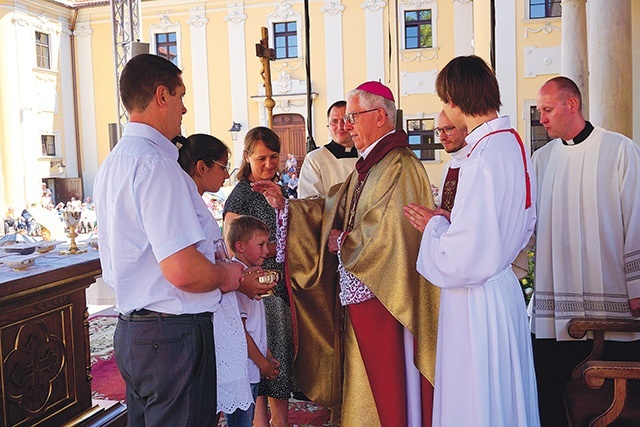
404, 55, 540, 427
531, 76, 640, 427
297, 100, 358, 198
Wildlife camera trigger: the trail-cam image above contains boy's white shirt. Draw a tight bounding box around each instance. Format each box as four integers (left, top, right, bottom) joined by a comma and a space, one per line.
232, 257, 269, 384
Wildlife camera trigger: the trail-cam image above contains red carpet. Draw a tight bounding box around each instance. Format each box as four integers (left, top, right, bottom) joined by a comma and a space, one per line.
91, 352, 126, 401
89, 314, 332, 426
286, 400, 332, 426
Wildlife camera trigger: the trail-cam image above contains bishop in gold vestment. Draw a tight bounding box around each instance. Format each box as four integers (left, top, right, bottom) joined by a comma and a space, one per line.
260, 82, 440, 426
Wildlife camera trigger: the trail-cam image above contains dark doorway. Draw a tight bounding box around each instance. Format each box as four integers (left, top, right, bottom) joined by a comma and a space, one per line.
54, 178, 83, 205
272, 114, 306, 174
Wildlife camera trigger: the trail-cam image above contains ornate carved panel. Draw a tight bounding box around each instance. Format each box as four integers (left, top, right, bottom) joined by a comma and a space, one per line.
2, 304, 76, 426
0, 256, 100, 426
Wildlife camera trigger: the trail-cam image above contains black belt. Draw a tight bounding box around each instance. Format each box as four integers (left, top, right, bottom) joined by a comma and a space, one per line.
119, 309, 213, 321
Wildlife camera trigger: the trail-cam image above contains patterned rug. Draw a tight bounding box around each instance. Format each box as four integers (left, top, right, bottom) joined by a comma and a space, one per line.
89, 316, 124, 401
88, 315, 333, 426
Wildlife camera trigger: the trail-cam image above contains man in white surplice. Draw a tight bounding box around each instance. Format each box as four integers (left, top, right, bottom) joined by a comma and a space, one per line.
297, 100, 358, 198
531, 76, 640, 427
404, 55, 540, 427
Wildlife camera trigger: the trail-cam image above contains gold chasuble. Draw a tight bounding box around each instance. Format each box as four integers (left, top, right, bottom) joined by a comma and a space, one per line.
284, 137, 440, 426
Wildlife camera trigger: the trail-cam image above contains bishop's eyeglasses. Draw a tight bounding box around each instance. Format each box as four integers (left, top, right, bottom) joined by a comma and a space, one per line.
343, 108, 381, 125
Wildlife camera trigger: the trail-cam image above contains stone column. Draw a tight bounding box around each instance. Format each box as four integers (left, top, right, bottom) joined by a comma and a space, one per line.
225, 4, 249, 164
589, 0, 632, 137
322, 1, 345, 105
75, 24, 99, 197
561, 0, 588, 118
453, 0, 474, 57
187, 7, 211, 134
362, 0, 386, 82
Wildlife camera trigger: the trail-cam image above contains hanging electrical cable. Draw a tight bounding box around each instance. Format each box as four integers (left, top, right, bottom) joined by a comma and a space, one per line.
304, 0, 317, 153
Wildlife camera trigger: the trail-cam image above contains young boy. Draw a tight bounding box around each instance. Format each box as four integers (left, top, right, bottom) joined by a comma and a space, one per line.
225, 215, 281, 427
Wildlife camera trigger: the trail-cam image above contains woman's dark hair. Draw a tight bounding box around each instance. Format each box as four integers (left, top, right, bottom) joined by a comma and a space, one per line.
174, 133, 230, 177
236, 126, 281, 182
120, 53, 183, 114
435, 55, 502, 117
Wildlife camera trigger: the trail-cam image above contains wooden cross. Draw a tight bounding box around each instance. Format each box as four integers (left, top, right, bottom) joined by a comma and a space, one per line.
255, 27, 276, 128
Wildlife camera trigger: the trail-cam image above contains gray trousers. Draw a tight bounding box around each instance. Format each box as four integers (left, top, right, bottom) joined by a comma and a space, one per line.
114, 313, 216, 427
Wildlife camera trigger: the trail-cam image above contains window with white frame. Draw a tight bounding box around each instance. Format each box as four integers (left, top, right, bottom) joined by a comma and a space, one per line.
155, 32, 178, 65
274, 22, 298, 59
35, 31, 50, 69
41, 135, 56, 156
149, 17, 182, 68
267, 4, 303, 63
405, 9, 433, 49
407, 118, 437, 161
529, 105, 552, 154
529, 0, 562, 19
399, 2, 438, 51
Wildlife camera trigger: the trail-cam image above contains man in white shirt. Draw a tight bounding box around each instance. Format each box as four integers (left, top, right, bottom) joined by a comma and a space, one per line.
531, 76, 640, 426
297, 101, 358, 198
94, 54, 266, 427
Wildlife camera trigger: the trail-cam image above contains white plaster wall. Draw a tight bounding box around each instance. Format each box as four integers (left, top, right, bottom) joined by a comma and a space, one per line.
523, 46, 561, 78
60, 28, 79, 179
494, 0, 517, 121
76, 23, 99, 198
226, 4, 249, 167
400, 70, 438, 96
363, 0, 386, 82
14, 12, 36, 206
453, 0, 474, 56
323, 1, 345, 105
0, 7, 21, 206
188, 7, 211, 134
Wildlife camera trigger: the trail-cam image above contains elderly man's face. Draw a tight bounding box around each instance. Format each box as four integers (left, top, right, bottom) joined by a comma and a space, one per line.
343, 96, 382, 151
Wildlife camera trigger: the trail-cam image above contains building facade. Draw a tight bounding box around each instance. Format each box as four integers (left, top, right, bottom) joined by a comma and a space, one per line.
1, 0, 638, 209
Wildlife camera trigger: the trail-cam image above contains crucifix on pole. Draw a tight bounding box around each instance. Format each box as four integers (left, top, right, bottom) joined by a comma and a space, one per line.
256, 27, 276, 128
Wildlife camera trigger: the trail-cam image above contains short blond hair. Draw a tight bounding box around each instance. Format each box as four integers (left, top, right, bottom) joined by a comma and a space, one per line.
226, 215, 270, 250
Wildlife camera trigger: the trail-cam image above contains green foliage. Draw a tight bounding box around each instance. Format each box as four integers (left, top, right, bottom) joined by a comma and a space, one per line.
519, 248, 535, 305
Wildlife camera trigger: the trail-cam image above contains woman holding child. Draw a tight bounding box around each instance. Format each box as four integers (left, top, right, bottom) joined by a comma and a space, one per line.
223, 127, 295, 427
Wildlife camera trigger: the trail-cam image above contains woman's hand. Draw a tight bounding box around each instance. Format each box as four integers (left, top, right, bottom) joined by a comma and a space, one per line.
251, 180, 286, 210
403, 203, 450, 233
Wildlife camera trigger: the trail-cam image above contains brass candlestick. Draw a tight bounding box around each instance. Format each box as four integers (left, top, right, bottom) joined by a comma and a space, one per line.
59, 210, 87, 255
